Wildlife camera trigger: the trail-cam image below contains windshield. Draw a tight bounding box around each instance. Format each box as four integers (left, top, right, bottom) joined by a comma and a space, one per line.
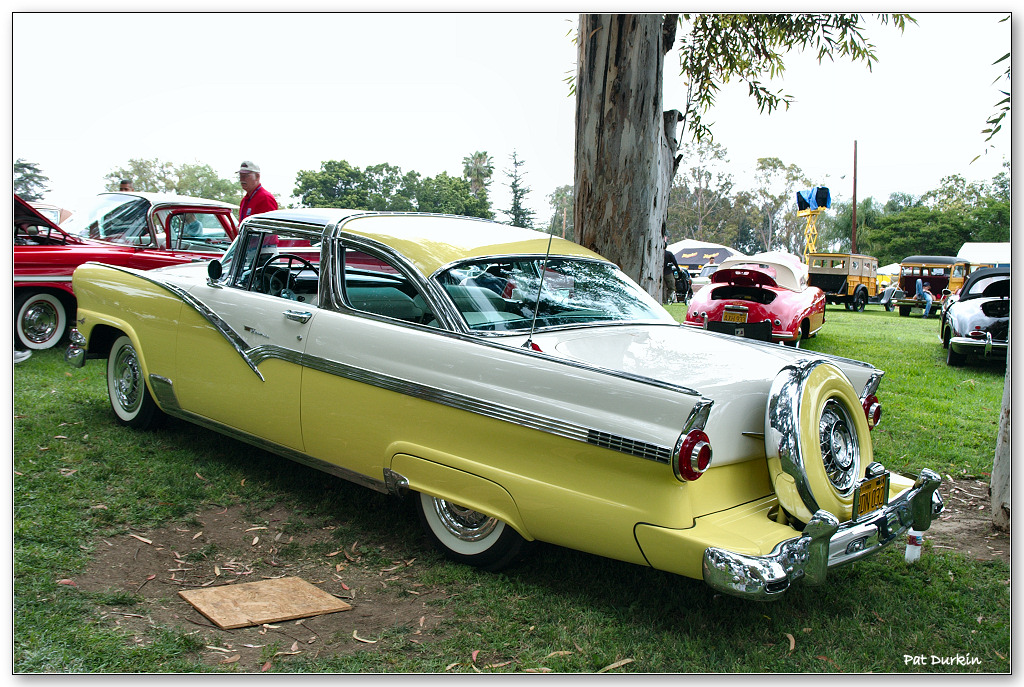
436, 257, 674, 332
62, 194, 150, 243
699, 264, 719, 278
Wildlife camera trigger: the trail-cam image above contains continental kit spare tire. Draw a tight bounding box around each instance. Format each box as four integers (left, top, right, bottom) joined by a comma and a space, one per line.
764, 361, 872, 524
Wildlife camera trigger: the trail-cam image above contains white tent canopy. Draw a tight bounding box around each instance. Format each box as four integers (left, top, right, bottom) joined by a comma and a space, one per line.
957, 242, 1011, 267
878, 263, 901, 276
669, 239, 739, 269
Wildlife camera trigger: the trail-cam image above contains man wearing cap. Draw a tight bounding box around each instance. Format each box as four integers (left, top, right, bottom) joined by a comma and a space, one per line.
238, 160, 278, 221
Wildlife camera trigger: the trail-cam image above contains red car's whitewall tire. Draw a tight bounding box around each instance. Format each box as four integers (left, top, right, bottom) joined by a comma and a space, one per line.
15, 291, 68, 350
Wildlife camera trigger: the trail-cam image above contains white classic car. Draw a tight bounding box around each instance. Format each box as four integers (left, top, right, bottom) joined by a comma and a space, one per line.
66, 210, 943, 600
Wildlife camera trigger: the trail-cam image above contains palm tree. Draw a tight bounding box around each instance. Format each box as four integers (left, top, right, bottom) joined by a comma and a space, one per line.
462, 151, 494, 197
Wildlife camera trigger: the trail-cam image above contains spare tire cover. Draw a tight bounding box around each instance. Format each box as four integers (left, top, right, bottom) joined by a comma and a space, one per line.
765, 361, 872, 523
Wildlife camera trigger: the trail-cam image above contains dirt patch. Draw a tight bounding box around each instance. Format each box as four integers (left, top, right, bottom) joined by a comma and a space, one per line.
73, 505, 451, 671
69, 478, 1007, 671
927, 478, 1009, 566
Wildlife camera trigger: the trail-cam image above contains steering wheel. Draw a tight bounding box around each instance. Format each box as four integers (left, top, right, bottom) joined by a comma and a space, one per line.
256, 254, 320, 297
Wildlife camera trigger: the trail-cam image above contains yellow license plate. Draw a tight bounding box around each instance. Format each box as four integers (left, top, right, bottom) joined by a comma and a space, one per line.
852, 472, 890, 520
722, 311, 747, 323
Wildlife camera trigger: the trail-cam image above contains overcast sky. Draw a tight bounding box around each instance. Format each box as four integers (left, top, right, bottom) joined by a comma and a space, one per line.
12, 11, 1013, 224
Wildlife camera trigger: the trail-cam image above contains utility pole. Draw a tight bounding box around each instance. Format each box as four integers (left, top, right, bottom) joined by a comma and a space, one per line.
851, 140, 858, 254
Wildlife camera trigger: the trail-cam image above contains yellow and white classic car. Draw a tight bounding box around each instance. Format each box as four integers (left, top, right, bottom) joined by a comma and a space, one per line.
66, 210, 943, 600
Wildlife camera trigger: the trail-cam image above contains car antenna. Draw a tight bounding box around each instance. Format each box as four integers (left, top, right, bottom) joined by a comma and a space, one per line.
523, 231, 554, 351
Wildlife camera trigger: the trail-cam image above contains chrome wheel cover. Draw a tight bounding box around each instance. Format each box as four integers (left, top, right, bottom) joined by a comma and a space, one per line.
430, 498, 499, 542
112, 344, 143, 414
21, 300, 59, 344
819, 398, 859, 494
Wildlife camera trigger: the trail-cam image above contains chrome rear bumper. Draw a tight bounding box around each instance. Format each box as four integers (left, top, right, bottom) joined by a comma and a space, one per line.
950, 333, 1008, 358
702, 469, 943, 601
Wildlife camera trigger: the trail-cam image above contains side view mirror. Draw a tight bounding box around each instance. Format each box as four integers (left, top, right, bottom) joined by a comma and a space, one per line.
207, 260, 223, 284
942, 289, 951, 297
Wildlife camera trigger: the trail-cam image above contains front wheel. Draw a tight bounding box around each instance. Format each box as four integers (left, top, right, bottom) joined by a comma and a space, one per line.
15, 291, 68, 350
853, 290, 867, 312
107, 335, 163, 429
415, 492, 530, 571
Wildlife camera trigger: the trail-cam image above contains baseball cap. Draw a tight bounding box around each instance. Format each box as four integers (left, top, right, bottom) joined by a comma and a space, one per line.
238, 161, 261, 174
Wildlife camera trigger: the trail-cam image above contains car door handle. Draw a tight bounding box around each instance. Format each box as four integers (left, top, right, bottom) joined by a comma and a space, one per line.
283, 310, 312, 324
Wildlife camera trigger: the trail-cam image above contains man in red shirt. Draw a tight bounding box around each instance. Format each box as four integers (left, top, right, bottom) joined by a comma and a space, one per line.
237, 160, 278, 221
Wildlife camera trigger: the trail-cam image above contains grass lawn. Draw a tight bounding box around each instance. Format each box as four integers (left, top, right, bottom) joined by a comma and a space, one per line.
13, 305, 1010, 673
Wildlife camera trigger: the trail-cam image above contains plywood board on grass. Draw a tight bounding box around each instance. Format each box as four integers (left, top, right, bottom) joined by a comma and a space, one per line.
179, 576, 351, 629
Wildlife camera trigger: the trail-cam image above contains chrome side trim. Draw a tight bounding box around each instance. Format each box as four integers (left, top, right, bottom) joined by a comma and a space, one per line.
859, 370, 885, 401
15, 275, 74, 283
682, 399, 713, 433
703, 470, 942, 600
287, 347, 679, 465
88, 263, 264, 381
146, 373, 389, 494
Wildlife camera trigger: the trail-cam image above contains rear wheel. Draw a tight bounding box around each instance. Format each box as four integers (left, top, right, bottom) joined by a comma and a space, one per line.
946, 342, 966, 367
852, 290, 867, 312
15, 291, 68, 350
415, 492, 530, 571
107, 335, 163, 428
899, 305, 911, 317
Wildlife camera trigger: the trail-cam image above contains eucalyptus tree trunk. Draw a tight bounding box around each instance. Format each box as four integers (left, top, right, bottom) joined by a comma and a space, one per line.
991, 322, 1010, 531
574, 14, 681, 299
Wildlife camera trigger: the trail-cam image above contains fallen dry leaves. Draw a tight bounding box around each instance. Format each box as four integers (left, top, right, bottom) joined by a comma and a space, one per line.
597, 658, 634, 673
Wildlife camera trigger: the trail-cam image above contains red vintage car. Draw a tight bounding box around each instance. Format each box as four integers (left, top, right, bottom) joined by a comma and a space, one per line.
684, 251, 826, 346
14, 192, 238, 350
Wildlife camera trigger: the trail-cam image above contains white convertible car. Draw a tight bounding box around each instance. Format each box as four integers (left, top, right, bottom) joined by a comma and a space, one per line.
66, 209, 943, 600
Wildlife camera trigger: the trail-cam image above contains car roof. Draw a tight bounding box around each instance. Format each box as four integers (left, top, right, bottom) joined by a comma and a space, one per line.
901, 255, 960, 265
245, 209, 606, 276
960, 266, 1011, 297
718, 250, 808, 291
96, 191, 238, 210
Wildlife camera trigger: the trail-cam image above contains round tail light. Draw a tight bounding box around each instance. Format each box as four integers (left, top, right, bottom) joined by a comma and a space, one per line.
862, 394, 882, 430
674, 429, 712, 481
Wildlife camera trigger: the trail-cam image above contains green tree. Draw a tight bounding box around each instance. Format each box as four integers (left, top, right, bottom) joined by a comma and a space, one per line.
104, 158, 239, 203
462, 151, 495, 197
416, 172, 491, 218
545, 184, 574, 237
864, 206, 969, 265
173, 163, 241, 204
883, 192, 919, 214
293, 161, 490, 219
293, 160, 368, 208
920, 174, 986, 212
666, 141, 735, 244
574, 13, 911, 296
816, 197, 883, 254
105, 158, 176, 193
500, 151, 535, 228
728, 190, 763, 255
751, 157, 809, 253
13, 159, 50, 201
363, 163, 417, 211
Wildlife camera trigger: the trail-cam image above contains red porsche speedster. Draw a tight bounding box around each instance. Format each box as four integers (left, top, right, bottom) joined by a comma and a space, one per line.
684, 251, 826, 346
